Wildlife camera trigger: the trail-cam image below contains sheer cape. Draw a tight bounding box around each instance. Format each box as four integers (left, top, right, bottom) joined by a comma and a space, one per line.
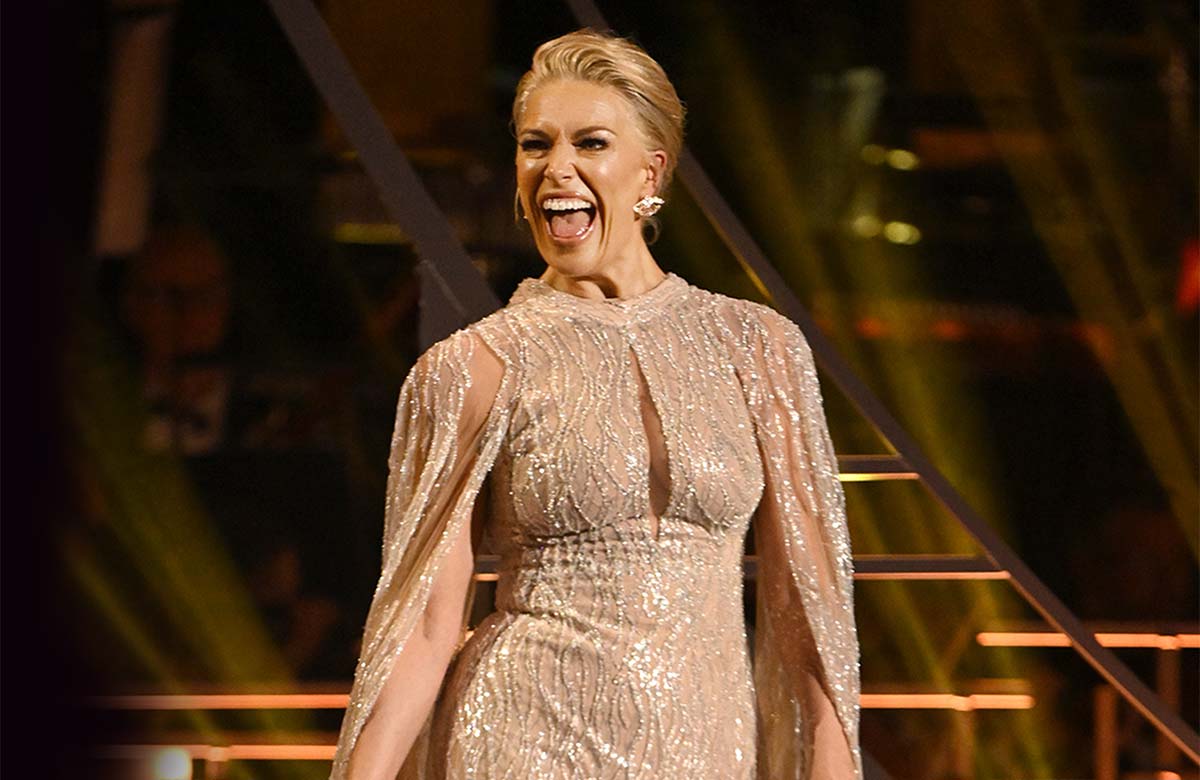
330, 332, 513, 778
329, 275, 860, 778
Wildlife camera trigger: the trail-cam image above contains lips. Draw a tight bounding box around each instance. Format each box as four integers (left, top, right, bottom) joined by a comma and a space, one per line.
540, 195, 597, 244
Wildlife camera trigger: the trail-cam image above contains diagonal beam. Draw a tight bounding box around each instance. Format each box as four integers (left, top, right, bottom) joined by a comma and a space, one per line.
564, 0, 1199, 762
263, 0, 499, 327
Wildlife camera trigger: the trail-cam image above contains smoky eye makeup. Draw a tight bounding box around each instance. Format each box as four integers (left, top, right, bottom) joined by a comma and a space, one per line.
518, 137, 550, 152
516, 126, 614, 153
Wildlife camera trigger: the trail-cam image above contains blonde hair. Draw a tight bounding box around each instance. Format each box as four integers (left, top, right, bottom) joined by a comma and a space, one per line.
513, 29, 686, 196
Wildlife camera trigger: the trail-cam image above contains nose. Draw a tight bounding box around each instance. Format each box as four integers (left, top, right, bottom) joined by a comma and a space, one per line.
543, 140, 576, 182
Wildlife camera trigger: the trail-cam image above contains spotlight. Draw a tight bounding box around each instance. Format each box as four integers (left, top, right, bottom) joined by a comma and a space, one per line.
150, 748, 192, 780
883, 221, 922, 245
886, 149, 920, 170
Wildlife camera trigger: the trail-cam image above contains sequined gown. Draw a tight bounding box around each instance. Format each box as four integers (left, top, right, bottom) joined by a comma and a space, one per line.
330, 273, 861, 779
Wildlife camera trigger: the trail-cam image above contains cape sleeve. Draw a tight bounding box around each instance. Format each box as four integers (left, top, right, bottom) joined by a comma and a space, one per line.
330, 329, 511, 779
738, 305, 862, 779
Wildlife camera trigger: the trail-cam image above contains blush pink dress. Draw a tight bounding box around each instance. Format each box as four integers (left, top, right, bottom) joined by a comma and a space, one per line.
330, 272, 861, 779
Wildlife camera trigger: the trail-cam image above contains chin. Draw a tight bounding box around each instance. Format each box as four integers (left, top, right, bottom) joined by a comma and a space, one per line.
536, 233, 601, 269
537, 249, 601, 278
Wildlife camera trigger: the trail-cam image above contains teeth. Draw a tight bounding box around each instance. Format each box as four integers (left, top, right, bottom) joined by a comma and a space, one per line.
542, 197, 593, 212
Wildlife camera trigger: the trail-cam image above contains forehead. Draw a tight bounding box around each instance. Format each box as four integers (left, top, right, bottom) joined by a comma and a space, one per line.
518, 79, 639, 134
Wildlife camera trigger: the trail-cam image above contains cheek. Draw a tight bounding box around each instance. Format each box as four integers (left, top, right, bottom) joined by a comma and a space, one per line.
604, 157, 644, 193
515, 165, 537, 207
515, 159, 537, 185
592, 164, 642, 213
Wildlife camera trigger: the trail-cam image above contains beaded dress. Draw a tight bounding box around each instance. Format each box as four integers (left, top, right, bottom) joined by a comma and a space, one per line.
330, 272, 861, 779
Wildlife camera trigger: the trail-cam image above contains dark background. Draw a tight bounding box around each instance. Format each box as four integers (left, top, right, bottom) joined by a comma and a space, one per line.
5, 0, 1198, 777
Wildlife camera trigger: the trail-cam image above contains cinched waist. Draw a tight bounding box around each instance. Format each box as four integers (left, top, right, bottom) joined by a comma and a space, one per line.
490, 526, 746, 633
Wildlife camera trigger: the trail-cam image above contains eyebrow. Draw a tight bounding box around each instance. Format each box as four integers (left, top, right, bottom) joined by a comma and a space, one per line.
517, 125, 616, 138
572, 125, 614, 136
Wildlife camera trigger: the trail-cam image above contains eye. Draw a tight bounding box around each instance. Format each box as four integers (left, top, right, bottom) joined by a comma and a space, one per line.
518, 138, 549, 152
577, 136, 608, 151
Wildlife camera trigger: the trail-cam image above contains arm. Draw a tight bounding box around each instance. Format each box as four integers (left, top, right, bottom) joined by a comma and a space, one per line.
805, 676, 858, 779
332, 332, 507, 780
346, 514, 475, 780
738, 305, 862, 779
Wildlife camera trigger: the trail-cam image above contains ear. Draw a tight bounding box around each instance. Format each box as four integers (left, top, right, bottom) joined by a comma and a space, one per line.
643, 149, 669, 197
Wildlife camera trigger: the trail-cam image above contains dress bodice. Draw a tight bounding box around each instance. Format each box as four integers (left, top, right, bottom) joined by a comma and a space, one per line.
480, 272, 764, 549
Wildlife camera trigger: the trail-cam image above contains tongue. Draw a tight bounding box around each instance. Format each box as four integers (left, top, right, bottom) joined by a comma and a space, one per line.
548, 209, 592, 239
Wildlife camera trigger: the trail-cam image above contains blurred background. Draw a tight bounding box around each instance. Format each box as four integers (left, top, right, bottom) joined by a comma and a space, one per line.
18, 0, 1199, 777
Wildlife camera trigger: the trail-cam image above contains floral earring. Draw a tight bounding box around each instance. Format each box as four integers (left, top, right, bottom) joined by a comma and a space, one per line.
632, 195, 664, 217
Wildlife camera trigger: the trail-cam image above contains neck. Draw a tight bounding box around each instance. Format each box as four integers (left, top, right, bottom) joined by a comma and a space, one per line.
539, 244, 666, 301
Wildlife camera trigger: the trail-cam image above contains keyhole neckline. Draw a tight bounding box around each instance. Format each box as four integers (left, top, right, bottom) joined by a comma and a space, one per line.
629, 346, 674, 541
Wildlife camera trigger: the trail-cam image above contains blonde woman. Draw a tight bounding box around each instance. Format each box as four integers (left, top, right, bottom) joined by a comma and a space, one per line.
332, 29, 861, 780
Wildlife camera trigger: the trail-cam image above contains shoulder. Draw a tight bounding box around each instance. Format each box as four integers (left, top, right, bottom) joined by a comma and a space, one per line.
413, 306, 518, 374
404, 308, 517, 413
686, 286, 806, 354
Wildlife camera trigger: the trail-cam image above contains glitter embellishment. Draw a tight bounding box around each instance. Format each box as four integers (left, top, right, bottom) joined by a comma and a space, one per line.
330, 272, 862, 779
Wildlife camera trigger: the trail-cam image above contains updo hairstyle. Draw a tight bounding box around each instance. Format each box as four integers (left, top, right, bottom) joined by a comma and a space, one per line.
513, 29, 686, 197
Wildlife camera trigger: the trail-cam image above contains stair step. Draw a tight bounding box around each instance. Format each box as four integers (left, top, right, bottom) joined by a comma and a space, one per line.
838, 455, 919, 481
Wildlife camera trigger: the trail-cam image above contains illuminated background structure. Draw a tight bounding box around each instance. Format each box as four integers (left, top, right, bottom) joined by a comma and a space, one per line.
20, 0, 1199, 778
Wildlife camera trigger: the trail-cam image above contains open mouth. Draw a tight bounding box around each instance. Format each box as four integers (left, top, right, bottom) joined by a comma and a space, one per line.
541, 197, 597, 242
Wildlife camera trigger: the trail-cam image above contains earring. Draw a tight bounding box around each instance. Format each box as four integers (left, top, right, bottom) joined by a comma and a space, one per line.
633, 195, 664, 217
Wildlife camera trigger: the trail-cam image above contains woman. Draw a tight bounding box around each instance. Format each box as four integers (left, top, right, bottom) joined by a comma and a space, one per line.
331, 29, 861, 780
